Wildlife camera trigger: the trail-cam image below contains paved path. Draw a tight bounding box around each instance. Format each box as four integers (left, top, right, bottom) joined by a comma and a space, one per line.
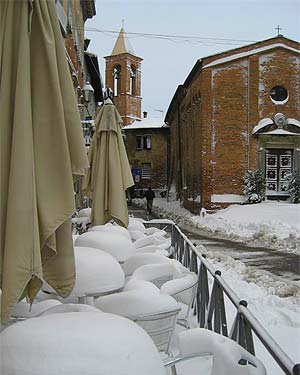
184, 228, 300, 282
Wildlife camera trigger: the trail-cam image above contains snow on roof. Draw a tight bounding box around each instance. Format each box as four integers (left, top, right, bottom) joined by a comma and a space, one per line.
202, 43, 300, 69
260, 129, 300, 136
123, 117, 169, 130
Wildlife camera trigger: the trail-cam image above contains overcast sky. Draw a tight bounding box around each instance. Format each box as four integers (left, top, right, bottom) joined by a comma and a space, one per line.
85, 0, 300, 119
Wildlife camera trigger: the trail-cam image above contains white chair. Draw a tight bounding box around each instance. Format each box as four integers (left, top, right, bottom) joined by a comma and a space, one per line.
131, 263, 180, 288
123, 279, 160, 293
95, 289, 181, 355
129, 230, 147, 241
161, 273, 198, 328
144, 227, 167, 236
165, 328, 266, 375
38, 303, 101, 316
77, 207, 91, 218
89, 223, 131, 240
135, 245, 170, 257
132, 262, 198, 328
74, 231, 136, 262
122, 253, 172, 277
11, 299, 62, 319
134, 234, 171, 252
128, 218, 146, 232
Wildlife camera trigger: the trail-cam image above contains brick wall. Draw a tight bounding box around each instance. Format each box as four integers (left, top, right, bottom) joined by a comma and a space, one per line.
105, 53, 142, 125
124, 128, 169, 189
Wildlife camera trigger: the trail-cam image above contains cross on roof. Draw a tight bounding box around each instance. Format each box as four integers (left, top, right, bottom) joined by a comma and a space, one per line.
275, 25, 282, 36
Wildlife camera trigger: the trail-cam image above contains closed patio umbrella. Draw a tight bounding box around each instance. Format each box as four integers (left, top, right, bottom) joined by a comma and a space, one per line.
0, 0, 88, 323
83, 99, 134, 227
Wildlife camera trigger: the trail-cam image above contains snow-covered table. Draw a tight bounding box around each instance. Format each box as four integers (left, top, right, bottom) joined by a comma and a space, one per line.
43, 247, 125, 303
0, 312, 166, 375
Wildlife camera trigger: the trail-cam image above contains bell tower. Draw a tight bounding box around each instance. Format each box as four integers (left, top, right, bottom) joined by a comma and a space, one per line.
104, 27, 143, 126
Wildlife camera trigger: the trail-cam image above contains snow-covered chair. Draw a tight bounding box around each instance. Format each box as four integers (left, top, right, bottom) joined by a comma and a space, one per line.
11, 299, 62, 320
144, 227, 167, 236
122, 253, 172, 277
135, 245, 170, 257
77, 207, 91, 218
134, 233, 171, 252
95, 289, 180, 355
132, 262, 198, 328
74, 231, 136, 262
129, 230, 147, 241
89, 223, 131, 240
38, 303, 101, 316
161, 273, 198, 328
128, 218, 146, 232
131, 263, 180, 288
164, 328, 266, 375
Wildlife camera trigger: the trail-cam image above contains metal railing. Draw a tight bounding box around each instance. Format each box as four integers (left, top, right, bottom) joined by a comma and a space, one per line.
145, 220, 300, 375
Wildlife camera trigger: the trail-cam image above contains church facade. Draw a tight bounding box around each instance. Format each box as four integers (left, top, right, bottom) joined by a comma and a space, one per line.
165, 36, 300, 212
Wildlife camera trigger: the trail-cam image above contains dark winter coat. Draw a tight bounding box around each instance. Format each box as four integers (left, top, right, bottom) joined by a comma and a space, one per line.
144, 190, 155, 201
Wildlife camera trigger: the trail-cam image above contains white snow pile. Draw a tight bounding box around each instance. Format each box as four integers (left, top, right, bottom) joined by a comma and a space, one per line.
134, 198, 300, 254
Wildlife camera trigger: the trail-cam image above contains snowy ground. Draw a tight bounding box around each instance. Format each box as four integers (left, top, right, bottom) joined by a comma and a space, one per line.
134, 198, 300, 254
133, 198, 300, 374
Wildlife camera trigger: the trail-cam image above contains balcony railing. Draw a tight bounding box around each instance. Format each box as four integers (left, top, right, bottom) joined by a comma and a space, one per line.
144, 220, 300, 375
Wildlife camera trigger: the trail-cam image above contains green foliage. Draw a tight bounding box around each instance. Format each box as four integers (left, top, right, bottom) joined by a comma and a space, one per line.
287, 172, 300, 203
243, 170, 265, 204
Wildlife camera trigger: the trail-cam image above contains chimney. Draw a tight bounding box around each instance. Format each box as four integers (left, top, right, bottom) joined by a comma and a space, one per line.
143, 111, 148, 118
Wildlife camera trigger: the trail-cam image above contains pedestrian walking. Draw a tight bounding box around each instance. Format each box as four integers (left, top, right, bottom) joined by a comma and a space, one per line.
144, 187, 155, 214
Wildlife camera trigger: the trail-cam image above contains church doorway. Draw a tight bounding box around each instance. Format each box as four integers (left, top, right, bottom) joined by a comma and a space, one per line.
265, 149, 292, 198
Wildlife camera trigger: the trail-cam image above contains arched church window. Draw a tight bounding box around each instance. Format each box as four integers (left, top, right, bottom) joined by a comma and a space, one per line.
130, 65, 136, 96
113, 65, 121, 96
270, 86, 288, 103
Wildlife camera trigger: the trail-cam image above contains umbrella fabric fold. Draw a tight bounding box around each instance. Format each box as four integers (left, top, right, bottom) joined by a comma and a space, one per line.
0, 0, 88, 323
83, 103, 134, 228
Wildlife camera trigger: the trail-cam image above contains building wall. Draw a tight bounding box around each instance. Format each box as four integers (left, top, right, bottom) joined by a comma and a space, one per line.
167, 37, 300, 212
105, 53, 142, 125
125, 129, 169, 190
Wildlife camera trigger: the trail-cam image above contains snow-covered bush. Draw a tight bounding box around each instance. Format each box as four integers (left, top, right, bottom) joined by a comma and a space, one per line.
287, 172, 300, 203
243, 170, 265, 204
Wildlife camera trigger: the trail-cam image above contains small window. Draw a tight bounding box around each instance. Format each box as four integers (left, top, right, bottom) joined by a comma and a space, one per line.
136, 135, 152, 150
136, 136, 142, 150
270, 86, 288, 103
142, 163, 151, 179
143, 135, 152, 150
130, 65, 136, 96
113, 65, 121, 96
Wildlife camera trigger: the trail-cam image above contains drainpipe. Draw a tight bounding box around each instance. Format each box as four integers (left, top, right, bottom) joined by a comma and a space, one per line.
177, 103, 183, 199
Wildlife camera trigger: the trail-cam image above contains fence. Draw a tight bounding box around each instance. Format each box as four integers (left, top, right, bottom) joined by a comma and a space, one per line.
145, 220, 300, 375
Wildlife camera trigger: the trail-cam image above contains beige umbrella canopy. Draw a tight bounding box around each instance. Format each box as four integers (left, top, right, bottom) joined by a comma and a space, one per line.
83, 101, 134, 228
0, 0, 88, 323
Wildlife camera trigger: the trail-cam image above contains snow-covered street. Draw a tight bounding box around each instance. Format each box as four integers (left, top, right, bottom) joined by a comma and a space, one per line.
136, 199, 300, 254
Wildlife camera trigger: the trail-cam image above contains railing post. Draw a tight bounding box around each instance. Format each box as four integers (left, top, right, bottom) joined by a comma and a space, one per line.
195, 256, 209, 327
229, 300, 255, 355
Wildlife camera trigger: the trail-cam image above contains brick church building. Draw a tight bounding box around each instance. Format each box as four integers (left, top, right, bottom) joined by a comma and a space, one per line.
165, 36, 300, 213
